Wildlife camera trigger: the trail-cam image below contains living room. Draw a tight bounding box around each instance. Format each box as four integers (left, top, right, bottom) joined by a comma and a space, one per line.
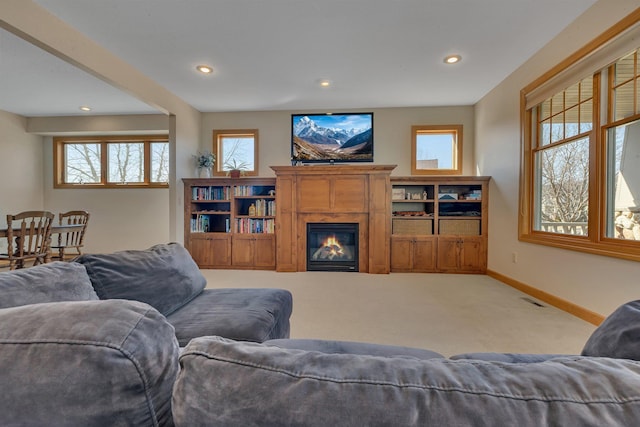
1, 0, 638, 329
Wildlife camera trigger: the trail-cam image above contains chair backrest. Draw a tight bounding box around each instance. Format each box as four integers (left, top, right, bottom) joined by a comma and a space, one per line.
6, 211, 55, 267
57, 210, 90, 250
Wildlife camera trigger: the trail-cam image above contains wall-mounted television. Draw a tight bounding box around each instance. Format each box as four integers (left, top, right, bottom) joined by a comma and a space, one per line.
291, 112, 373, 164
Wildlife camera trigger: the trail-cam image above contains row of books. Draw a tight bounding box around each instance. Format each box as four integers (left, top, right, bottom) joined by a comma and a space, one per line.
190, 216, 231, 233
251, 199, 276, 216
235, 218, 275, 234
234, 185, 273, 196
192, 186, 230, 201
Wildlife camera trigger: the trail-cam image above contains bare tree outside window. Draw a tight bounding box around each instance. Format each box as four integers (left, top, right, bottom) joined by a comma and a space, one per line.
535, 135, 589, 235
65, 143, 101, 184
151, 142, 169, 182
55, 136, 169, 188
108, 142, 144, 183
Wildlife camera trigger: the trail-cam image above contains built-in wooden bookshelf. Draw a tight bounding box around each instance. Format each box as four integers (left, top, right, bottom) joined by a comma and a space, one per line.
390, 176, 490, 273
183, 178, 276, 269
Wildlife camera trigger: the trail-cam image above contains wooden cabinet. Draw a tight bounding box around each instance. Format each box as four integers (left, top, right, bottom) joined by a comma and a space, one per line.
436, 236, 485, 273
390, 236, 437, 272
183, 178, 276, 269
390, 176, 489, 273
231, 234, 276, 268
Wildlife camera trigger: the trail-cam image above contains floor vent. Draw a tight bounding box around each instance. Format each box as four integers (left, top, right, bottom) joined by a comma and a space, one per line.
521, 297, 546, 308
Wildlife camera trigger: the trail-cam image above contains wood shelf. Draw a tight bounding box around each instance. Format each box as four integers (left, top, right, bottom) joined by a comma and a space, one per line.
183, 177, 276, 270
391, 176, 490, 273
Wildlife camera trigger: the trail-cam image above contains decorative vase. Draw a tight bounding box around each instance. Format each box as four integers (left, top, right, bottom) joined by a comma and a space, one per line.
198, 167, 212, 179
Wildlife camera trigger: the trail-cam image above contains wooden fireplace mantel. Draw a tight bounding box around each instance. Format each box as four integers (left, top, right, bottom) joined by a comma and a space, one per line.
272, 165, 396, 273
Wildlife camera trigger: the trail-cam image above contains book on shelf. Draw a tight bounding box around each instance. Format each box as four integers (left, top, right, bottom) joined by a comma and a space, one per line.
190, 215, 210, 232
251, 199, 276, 216
192, 186, 230, 200
234, 218, 275, 234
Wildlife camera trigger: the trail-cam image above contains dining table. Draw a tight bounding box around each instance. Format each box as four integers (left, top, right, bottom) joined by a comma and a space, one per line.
0, 223, 84, 263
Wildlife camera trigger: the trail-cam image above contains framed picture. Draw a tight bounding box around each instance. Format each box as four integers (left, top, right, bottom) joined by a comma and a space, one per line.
392, 188, 406, 200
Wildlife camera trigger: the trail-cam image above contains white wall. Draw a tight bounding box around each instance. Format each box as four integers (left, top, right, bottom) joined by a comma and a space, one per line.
201, 106, 475, 177
475, 0, 640, 317
0, 109, 44, 232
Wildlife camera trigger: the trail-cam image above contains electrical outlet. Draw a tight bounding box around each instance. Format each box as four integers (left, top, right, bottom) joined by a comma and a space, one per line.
512, 252, 518, 263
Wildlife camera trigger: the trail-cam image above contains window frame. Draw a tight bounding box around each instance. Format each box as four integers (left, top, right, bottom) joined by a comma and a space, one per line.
53, 135, 169, 189
212, 129, 259, 177
519, 11, 640, 262
411, 125, 463, 175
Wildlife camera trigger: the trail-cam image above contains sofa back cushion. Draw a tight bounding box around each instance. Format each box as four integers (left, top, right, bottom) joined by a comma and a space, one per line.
173, 336, 640, 426
582, 300, 640, 360
0, 261, 98, 309
0, 299, 179, 426
75, 242, 206, 317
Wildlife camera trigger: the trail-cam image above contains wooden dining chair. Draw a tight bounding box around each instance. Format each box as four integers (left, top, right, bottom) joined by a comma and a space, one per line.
0, 211, 55, 270
50, 211, 90, 261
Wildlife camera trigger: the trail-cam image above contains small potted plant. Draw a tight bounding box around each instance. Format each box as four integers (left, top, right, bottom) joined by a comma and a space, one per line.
224, 159, 249, 178
194, 151, 215, 178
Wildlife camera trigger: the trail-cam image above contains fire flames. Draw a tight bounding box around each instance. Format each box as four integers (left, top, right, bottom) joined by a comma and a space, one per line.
312, 235, 352, 260
322, 236, 344, 257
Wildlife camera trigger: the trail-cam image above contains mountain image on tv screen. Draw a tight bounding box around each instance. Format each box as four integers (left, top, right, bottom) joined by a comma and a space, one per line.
292, 113, 373, 162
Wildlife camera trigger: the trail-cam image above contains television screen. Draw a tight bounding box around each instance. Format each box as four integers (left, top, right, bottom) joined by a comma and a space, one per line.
291, 112, 373, 163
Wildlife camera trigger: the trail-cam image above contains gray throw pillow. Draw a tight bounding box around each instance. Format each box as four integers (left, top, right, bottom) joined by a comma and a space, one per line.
75, 242, 206, 316
582, 300, 640, 360
0, 261, 98, 309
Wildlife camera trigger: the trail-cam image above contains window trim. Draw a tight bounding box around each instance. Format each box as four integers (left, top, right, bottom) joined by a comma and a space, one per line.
411, 125, 463, 175
212, 129, 259, 177
519, 10, 640, 262
53, 135, 169, 189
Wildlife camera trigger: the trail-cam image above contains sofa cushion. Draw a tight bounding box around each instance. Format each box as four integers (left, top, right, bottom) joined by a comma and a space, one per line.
75, 242, 206, 316
582, 300, 640, 360
265, 338, 444, 360
0, 299, 179, 426
173, 336, 640, 427
0, 261, 98, 309
166, 288, 292, 346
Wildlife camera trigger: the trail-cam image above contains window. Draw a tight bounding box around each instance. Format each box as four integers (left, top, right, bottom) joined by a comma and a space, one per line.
212, 129, 258, 176
532, 77, 593, 236
605, 51, 640, 242
520, 13, 640, 262
411, 125, 462, 175
54, 135, 169, 188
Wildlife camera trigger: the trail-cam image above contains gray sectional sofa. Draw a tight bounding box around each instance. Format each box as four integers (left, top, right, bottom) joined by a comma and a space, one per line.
2, 242, 640, 426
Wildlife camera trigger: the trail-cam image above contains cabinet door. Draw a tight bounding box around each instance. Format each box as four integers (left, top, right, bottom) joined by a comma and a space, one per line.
412, 237, 437, 272
390, 236, 413, 272
189, 235, 231, 268
458, 237, 486, 273
436, 237, 460, 272
253, 235, 276, 268
231, 235, 255, 267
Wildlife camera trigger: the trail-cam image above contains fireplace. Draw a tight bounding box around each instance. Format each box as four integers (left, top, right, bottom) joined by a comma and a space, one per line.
306, 223, 359, 272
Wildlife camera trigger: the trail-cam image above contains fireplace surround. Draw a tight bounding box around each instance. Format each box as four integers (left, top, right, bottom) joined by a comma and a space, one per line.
272, 165, 395, 273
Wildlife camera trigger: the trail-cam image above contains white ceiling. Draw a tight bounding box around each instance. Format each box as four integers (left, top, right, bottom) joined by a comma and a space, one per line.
1, 0, 598, 117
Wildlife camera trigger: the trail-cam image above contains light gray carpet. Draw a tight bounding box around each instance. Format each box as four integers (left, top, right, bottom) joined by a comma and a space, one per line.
201, 270, 596, 357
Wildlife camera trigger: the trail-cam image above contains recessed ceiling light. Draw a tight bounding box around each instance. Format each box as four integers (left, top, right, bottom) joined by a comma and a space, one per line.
196, 65, 214, 74
444, 55, 462, 64
79, 106, 92, 112
318, 79, 331, 88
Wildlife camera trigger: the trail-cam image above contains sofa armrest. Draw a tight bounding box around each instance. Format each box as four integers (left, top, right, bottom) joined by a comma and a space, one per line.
0, 300, 179, 426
